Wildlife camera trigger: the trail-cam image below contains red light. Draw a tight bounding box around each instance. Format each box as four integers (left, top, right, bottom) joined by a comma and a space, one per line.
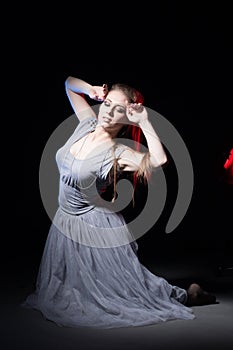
224, 148, 233, 184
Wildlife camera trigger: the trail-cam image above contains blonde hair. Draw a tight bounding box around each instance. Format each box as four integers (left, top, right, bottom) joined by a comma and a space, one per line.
106, 83, 152, 204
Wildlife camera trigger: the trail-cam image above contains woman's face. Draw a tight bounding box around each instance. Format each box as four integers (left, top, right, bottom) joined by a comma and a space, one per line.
98, 90, 129, 130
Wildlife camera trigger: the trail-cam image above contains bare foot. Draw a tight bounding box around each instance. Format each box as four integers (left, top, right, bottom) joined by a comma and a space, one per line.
186, 283, 217, 306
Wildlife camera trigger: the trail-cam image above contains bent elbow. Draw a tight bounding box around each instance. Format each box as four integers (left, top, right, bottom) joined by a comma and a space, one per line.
150, 154, 168, 168
159, 154, 168, 166
65, 76, 73, 89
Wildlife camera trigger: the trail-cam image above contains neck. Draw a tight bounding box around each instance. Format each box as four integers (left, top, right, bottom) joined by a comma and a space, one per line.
95, 124, 122, 139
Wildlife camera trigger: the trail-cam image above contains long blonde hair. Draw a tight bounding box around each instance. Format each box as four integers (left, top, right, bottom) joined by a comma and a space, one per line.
109, 83, 152, 203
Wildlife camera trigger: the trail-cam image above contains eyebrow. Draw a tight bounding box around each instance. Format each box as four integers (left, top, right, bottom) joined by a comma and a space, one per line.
105, 98, 126, 108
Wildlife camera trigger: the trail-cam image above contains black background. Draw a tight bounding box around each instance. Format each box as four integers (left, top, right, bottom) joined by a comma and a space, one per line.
3, 3, 232, 350
11, 1, 233, 287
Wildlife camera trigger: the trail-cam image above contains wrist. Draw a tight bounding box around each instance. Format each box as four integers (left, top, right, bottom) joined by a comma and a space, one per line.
84, 83, 93, 96
138, 118, 151, 128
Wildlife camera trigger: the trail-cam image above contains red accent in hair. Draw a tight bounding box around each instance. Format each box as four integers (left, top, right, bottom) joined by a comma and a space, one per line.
134, 90, 144, 105
132, 89, 144, 190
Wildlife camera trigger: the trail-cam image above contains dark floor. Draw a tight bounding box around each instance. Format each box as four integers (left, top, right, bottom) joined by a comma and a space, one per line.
2, 245, 233, 350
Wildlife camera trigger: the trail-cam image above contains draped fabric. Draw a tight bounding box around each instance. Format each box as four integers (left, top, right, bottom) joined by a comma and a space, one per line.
22, 116, 194, 328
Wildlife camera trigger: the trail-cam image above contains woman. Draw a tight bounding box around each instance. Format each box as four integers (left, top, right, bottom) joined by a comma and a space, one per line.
22, 76, 216, 328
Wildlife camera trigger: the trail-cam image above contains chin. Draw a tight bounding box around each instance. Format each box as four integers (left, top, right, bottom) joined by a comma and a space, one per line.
101, 122, 112, 128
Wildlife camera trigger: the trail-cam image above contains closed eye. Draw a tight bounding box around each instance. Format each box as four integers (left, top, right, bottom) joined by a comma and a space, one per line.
103, 100, 126, 113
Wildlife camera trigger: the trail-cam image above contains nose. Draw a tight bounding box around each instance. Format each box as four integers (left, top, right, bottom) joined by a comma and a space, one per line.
107, 108, 114, 118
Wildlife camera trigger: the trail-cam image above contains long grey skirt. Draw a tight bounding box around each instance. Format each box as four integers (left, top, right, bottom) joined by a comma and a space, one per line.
22, 207, 195, 329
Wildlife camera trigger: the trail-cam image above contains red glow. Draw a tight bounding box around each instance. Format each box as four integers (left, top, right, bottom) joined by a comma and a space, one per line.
223, 148, 233, 185
224, 148, 233, 170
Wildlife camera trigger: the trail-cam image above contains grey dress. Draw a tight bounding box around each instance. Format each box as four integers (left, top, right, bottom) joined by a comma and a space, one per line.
22, 116, 194, 329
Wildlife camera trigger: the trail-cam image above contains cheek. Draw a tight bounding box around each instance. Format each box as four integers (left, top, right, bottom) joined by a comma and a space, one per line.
98, 106, 108, 119
119, 115, 128, 125
114, 112, 127, 122
98, 105, 105, 114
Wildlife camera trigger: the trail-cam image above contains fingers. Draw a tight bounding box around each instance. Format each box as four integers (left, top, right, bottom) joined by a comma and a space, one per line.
102, 83, 108, 96
94, 84, 108, 101
127, 103, 144, 115
92, 84, 108, 101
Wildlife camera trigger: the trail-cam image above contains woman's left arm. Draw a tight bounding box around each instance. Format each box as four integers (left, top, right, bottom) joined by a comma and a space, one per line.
138, 118, 167, 168
118, 104, 167, 171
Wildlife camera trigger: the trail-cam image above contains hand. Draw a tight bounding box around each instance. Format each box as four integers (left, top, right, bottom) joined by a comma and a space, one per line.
126, 103, 148, 125
88, 84, 108, 101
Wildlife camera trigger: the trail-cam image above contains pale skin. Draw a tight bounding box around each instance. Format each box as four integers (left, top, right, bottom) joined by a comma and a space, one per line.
64, 76, 217, 306
65, 76, 167, 172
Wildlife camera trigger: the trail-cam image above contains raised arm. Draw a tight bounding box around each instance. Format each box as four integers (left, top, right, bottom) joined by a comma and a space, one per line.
118, 104, 167, 173
65, 76, 107, 121
138, 118, 167, 168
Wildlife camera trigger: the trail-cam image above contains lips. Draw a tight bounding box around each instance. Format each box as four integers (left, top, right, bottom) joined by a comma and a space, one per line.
102, 116, 112, 123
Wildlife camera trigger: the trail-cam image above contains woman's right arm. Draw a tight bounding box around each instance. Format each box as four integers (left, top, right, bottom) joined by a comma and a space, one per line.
65, 76, 107, 122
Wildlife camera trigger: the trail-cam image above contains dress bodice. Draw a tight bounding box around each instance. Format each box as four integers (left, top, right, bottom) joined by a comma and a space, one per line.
55, 117, 125, 215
